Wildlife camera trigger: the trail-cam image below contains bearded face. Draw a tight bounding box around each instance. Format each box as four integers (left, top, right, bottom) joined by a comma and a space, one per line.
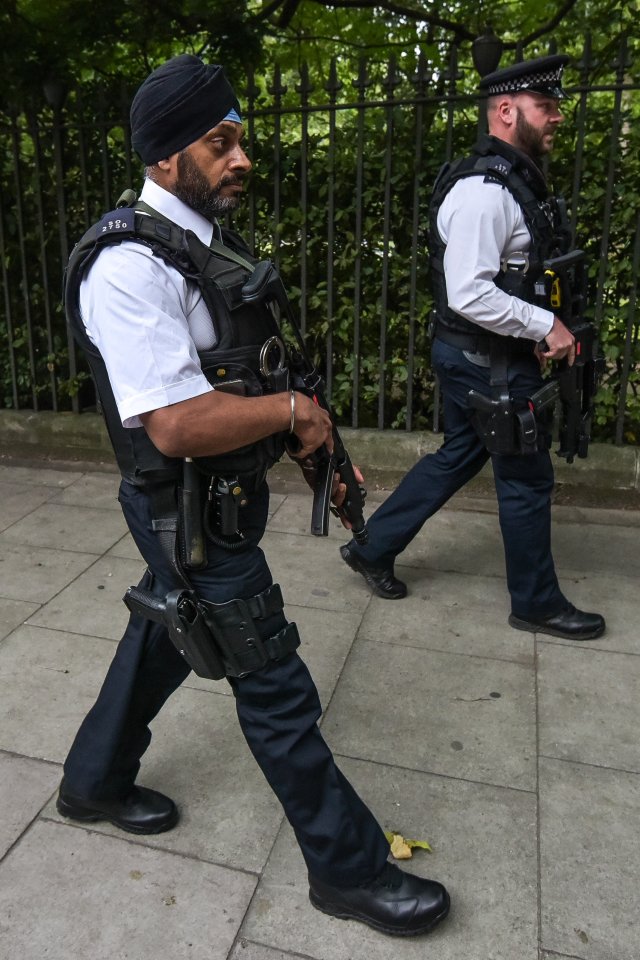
174, 149, 244, 220
514, 103, 558, 162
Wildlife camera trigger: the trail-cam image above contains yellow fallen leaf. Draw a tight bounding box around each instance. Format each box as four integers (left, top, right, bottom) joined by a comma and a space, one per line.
390, 834, 412, 859
407, 838, 432, 852
384, 830, 432, 859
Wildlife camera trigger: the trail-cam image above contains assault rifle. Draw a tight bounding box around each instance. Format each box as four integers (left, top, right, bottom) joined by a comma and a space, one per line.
536, 250, 604, 462
242, 261, 368, 545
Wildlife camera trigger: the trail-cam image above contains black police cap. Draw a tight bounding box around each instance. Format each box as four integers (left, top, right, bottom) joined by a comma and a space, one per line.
479, 54, 572, 100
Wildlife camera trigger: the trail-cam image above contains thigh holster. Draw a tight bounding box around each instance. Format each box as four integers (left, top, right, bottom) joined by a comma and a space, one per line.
124, 581, 300, 681
201, 584, 300, 679
468, 339, 553, 456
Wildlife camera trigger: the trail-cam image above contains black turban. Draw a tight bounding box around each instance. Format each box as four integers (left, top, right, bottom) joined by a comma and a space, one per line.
130, 55, 241, 165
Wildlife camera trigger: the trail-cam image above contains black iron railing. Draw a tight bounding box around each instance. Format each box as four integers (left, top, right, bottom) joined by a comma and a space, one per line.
1, 34, 638, 441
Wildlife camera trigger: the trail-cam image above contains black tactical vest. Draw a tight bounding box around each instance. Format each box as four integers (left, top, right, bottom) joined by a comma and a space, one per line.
429, 134, 572, 348
64, 200, 287, 487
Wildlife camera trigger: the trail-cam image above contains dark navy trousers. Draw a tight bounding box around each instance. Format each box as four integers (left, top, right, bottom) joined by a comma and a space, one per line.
63, 479, 389, 887
353, 338, 567, 620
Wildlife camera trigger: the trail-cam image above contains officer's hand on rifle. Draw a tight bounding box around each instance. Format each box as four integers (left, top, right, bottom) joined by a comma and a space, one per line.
539, 316, 576, 366
332, 464, 365, 530
289, 390, 334, 458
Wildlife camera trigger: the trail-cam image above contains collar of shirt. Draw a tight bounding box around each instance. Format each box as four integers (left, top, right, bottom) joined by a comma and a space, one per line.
139, 178, 220, 246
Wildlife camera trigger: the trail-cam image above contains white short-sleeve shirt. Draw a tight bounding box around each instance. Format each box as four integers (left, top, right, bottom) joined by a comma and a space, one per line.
436, 175, 555, 343
80, 179, 218, 428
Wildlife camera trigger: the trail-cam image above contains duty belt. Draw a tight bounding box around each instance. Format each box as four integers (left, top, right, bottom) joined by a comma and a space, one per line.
433, 320, 536, 358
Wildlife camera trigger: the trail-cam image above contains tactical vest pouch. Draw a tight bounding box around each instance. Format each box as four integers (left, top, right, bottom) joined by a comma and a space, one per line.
200, 346, 264, 396
192, 346, 287, 480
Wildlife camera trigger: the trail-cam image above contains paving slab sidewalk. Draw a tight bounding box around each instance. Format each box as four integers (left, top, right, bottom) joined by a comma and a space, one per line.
0, 462, 638, 960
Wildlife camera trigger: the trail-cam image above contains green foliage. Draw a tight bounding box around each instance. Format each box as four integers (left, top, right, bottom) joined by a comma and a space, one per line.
1, 0, 261, 112
232, 88, 446, 428
551, 75, 640, 443
1, 0, 639, 442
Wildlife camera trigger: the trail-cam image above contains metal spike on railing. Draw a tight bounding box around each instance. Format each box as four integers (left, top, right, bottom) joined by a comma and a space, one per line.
411, 51, 432, 96
352, 58, 371, 98
295, 62, 314, 104
268, 64, 288, 102
442, 44, 462, 90
382, 55, 401, 99
325, 58, 343, 100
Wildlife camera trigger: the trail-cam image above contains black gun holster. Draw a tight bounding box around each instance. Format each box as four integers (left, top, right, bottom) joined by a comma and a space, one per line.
124, 473, 300, 681
468, 341, 554, 456
124, 581, 300, 681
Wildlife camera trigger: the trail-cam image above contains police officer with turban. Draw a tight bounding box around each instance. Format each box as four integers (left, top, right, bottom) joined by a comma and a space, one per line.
341, 55, 605, 643
56, 55, 450, 937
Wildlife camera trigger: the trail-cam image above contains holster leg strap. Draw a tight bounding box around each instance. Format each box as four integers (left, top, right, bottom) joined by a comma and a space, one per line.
201, 583, 300, 678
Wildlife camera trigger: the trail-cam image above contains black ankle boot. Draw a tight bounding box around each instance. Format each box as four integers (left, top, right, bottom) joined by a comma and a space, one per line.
309, 862, 450, 936
340, 543, 407, 600
56, 779, 179, 835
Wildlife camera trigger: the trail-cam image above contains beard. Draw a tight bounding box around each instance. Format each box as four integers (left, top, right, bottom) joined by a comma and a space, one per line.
174, 150, 243, 220
514, 107, 554, 163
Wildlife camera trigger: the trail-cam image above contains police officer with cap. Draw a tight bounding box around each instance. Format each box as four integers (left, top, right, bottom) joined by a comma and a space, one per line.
56, 55, 450, 937
340, 55, 606, 643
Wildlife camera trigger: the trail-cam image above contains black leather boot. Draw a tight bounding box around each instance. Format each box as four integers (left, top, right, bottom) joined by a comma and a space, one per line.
56, 779, 179, 834
340, 543, 407, 599
309, 862, 450, 936
509, 603, 605, 641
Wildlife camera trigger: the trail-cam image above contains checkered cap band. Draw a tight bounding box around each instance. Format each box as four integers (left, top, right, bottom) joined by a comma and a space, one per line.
487, 66, 564, 95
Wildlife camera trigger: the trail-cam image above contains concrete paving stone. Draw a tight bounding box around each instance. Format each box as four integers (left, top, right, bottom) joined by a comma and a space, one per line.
263, 531, 372, 615
0, 542, 99, 603
266, 491, 287, 519
0, 464, 83, 487
550, 521, 640, 579
0, 501, 128, 554
27, 554, 146, 640
0, 596, 40, 640
272, 492, 640, 575
321, 638, 537, 791
242, 756, 538, 960
266, 491, 367, 541
229, 941, 314, 960
538, 643, 640, 773
106, 529, 144, 560
383, 510, 506, 577
539, 757, 640, 960
568, 504, 640, 528
0, 753, 60, 858
539, 953, 586, 960
48, 472, 122, 510
0, 480, 54, 532
45, 683, 285, 874
0, 624, 115, 761
0, 819, 257, 960
285, 604, 362, 710
358, 571, 532, 664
